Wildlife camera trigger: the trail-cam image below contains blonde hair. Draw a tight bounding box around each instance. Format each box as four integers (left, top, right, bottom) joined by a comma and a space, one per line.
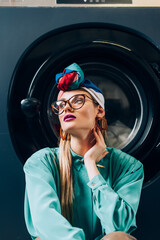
53, 92, 107, 223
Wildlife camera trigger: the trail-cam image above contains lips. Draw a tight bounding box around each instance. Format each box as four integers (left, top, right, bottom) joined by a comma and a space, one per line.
63, 114, 76, 121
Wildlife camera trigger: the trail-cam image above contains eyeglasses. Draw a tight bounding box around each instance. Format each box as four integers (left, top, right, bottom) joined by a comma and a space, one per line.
51, 94, 98, 115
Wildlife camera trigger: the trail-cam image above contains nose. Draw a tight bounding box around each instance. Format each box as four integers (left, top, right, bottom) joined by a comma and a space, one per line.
64, 101, 73, 113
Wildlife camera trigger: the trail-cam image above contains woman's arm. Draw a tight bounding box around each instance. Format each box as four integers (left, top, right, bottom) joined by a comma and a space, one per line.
24, 149, 85, 240
86, 158, 144, 235
84, 127, 144, 235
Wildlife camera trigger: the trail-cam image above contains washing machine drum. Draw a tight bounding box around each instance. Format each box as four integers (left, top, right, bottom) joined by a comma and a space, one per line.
8, 23, 160, 185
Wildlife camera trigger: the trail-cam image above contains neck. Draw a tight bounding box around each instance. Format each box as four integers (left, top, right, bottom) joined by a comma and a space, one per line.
70, 129, 95, 157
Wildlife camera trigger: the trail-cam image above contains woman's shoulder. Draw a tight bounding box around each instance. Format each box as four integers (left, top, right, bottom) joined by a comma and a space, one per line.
105, 147, 144, 188
23, 147, 60, 173
106, 146, 143, 169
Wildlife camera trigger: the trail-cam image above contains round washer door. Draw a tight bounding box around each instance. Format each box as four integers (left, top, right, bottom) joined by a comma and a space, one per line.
8, 23, 160, 185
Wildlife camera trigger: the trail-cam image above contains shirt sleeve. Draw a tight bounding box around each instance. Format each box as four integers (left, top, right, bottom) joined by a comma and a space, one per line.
87, 151, 144, 236
24, 150, 85, 240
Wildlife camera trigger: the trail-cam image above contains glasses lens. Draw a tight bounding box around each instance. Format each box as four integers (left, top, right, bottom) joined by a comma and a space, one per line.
51, 95, 85, 115
70, 95, 84, 109
52, 100, 66, 114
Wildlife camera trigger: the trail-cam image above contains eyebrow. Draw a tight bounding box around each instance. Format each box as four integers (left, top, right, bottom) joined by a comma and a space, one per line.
59, 94, 82, 101
59, 97, 66, 101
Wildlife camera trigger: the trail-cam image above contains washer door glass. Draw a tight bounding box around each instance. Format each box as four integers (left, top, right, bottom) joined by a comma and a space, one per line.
80, 63, 144, 150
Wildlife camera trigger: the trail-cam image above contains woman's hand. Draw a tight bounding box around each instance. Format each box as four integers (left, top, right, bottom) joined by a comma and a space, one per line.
101, 231, 137, 240
84, 126, 108, 165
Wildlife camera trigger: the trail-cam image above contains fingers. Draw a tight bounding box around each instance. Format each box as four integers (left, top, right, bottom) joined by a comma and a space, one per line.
94, 126, 107, 148
93, 126, 101, 140
96, 126, 106, 143
101, 150, 109, 158
93, 127, 108, 159
89, 128, 96, 143
129, 236, 137, 240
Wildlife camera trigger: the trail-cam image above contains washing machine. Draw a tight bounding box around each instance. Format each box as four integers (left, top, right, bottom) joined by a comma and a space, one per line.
0, 2, 160, 240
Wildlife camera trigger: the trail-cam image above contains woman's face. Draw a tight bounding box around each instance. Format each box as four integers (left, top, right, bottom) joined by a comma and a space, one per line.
58, 89, 104, 135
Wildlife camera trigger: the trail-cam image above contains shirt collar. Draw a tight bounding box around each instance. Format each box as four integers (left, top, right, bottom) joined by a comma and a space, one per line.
70, 147, 109, 171
70, 147, 84, 171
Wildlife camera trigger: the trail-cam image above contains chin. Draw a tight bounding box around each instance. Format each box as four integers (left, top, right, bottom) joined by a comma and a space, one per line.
63, 126, 82, 135
62, 125, 75, 134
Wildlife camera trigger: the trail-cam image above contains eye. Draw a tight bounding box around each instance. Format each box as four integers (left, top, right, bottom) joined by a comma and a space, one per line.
75, 98, 83, 104
57, 101, 66, 109
71, 96, 84, 104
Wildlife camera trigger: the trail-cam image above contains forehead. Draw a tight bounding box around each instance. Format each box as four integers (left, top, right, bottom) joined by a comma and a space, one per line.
59, 89, 91, 100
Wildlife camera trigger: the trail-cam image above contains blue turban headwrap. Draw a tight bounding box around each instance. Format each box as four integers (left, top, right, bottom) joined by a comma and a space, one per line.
56, 63, 105, 110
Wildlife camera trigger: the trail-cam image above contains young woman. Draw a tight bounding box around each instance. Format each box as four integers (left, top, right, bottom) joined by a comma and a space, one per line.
23, 63, 144, 240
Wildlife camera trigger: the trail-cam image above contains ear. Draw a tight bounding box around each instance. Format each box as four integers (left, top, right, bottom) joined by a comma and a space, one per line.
96, 105, 105, 118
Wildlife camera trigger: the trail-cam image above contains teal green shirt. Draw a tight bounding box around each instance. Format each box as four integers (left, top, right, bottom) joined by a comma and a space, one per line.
23, 147, 144, 240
